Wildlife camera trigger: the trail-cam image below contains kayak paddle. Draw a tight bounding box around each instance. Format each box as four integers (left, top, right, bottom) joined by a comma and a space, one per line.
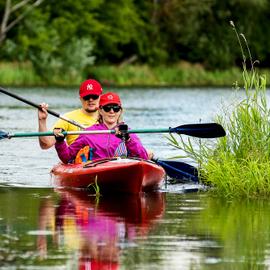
0, 123, 225, 140
0, 86, 86, 129
153, 159, 198, 182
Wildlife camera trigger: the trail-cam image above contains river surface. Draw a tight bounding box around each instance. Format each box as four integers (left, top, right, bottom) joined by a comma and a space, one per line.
1, 87, 270, 269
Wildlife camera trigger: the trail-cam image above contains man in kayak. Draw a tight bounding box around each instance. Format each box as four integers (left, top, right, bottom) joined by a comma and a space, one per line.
54, 92, 148, 163
38, 79, 102, 149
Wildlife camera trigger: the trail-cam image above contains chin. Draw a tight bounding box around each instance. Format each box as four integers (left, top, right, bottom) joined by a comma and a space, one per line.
107, 119, 116, 124
85, 108, 97, 113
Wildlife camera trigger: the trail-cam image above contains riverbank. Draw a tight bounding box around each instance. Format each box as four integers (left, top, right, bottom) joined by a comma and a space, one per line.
0, 61, 269, 88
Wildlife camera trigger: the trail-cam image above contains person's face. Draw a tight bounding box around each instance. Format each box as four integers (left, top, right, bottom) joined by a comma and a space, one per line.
99, 104, 122, 126
80, 95, 100, 113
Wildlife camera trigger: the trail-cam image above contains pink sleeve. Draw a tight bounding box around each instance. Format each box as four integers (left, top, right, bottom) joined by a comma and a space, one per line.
126, 134, 148, 160
55, 135, 87, 163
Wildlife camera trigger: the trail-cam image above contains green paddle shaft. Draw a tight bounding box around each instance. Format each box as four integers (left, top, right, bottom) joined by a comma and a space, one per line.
2, 123, 226, 139
6, 128, 171, 138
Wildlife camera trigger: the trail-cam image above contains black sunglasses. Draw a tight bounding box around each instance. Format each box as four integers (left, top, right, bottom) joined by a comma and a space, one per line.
102, 105, 122, 113
83, 95, 99, 101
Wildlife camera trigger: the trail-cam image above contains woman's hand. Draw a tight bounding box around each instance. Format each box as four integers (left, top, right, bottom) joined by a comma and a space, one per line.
53, 128, 66, 142
115, 124, 130, 141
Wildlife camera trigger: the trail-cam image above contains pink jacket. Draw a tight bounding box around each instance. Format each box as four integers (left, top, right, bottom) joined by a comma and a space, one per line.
55, 123, 148, 163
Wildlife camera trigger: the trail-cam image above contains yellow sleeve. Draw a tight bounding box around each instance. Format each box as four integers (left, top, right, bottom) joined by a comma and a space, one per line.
51, 109, 97, 145
52, 118, 71, 131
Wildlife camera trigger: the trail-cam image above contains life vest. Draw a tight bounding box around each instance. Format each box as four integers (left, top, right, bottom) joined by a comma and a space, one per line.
74, 146, 94, 164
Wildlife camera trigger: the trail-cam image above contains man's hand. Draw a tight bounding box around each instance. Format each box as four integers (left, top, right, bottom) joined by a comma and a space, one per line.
38, 103, 49, 121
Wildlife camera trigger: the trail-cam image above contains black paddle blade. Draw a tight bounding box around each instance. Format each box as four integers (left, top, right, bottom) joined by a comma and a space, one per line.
171, 123, 226, 138
0, 130, 9, 140
153, 159, 198, 182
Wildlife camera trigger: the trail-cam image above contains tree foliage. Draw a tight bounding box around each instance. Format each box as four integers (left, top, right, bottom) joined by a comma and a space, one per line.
0, 0, 270, 79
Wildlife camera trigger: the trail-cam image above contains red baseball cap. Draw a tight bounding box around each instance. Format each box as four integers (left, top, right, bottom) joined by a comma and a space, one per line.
79, 79, 103, 98
99, 92, 122, 107
79, 259, 119, 270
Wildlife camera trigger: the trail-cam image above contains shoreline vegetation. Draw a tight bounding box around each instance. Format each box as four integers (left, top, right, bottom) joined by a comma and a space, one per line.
1, 61, 269, 88
169, 66, 270, 198
168, 23, 270, 198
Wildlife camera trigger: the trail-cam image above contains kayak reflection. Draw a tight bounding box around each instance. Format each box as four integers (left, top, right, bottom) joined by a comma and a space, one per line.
38, 190, 165, 269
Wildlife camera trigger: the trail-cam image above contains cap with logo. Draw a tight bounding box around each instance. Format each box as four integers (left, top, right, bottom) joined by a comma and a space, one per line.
79, 79, 103, 98
99, 92, 122, 107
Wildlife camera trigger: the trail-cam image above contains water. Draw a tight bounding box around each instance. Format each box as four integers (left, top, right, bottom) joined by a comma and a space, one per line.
1, 87, 270, 269
0, 87, 235, 187
1, 187, 270, 269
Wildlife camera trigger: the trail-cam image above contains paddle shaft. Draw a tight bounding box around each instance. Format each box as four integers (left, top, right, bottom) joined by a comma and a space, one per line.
0, 86, 86, 129
5, 128, 174, 138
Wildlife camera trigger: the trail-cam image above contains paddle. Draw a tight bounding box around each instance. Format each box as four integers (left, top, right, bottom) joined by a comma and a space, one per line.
153, 159, 198, 182
0, 86, 86, 129
0, 123, 225, 140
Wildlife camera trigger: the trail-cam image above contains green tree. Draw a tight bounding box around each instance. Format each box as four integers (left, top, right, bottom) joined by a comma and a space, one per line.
1, 0, 270, 73
1, 0, 97, 81
196, 0, 270, 69
0, 0, 44, 45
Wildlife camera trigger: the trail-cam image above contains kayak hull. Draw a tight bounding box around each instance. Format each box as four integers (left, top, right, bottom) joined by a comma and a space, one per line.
51, 158, 165, 194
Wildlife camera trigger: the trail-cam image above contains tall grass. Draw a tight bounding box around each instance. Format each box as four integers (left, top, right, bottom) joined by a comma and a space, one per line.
90, 64, 245, 87
0, 62, 85, 86
1, 61, 266, 87
168, 23, 270, 198
0, 62, 41, 86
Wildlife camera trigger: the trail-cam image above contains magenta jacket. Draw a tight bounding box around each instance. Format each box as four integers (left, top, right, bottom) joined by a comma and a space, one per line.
55, 123, 148, 163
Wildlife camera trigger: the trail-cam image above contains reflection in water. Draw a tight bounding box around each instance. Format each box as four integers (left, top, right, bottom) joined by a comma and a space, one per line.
3, 188, 270, 269
183, 195, 270, 270
37, 190, 165, 269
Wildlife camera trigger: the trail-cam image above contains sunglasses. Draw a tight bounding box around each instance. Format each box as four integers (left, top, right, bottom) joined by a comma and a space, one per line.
83, 95, 99, 101
102, 105, 122, 113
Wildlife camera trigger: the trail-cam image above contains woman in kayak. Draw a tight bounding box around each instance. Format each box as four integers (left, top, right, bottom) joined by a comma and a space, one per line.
54, 92, 148, 163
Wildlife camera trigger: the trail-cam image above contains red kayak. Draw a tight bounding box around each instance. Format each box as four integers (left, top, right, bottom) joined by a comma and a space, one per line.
51, 157, 165, 194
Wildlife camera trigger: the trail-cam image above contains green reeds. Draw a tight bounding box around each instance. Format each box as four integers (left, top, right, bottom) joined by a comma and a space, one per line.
90, 64, 245, 87
0, 62, 41, 86
87, 175, 101, 197
168, 22, 270, 198
0, 61, 257, 87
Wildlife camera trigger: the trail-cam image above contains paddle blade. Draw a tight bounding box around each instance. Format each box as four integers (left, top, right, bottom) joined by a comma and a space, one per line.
0, 130, 9, 140
153, 159, 198, 182
171, 123, 226, 138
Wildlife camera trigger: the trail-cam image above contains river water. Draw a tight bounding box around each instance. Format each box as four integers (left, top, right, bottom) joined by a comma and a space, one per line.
1, 87, 270, 269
